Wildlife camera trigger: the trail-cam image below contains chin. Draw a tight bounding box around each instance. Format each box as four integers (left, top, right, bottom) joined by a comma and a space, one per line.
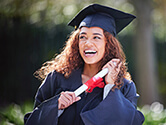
84, 60, 101, 65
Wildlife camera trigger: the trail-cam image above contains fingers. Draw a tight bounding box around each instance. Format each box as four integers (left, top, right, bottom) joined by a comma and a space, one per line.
117, 62, 122, 72
102, 58, 120, 69
103, 59, 120, 71
111, 58, 121, 68
103, 58, 122, 84
58, 91, 81, 109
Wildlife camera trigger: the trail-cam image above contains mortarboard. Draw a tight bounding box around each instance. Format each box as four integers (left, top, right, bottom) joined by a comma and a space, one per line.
68, 4, 136, 36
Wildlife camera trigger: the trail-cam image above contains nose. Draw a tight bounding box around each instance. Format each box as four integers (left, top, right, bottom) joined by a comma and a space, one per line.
85, 39, 93, 46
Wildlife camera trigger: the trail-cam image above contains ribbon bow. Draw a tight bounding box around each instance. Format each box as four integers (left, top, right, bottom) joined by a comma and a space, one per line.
84, 77, 105, 93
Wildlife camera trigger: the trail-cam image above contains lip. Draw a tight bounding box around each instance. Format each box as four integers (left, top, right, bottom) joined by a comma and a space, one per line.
84, 49, 97, 57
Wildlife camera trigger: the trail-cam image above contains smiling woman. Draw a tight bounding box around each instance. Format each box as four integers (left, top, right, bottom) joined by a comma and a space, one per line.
24, 4, 144, 125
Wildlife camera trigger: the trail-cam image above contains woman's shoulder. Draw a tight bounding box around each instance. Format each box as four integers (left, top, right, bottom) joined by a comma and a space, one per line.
40, 68, 82, 88
51, 68, 82, 79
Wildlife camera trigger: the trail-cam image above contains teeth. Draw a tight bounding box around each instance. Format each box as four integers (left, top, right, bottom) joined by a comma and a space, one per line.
85, 50, 96, 53
84, 50, 97, 54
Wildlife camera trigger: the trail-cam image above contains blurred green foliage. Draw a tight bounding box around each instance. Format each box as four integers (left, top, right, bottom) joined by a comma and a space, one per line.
141, 102, 166, 125
0, 102, 33, 125
0, 102, 166, 125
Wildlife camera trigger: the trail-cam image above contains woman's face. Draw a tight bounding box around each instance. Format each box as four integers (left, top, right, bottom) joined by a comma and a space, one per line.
79, 27, 106, 65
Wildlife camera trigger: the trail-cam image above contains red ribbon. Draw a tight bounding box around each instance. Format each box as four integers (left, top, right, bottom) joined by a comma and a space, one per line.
84, 77, 105, 93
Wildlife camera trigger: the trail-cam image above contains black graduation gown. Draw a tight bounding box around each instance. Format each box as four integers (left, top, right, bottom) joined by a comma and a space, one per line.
24, 68, 144, 125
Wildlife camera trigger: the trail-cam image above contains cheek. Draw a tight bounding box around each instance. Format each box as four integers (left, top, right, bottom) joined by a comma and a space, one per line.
101, 45, 106, 59
99, 42, 106, 53
78, 42, 83, 55
100, 47, 105, 58
78, 41, 82, 48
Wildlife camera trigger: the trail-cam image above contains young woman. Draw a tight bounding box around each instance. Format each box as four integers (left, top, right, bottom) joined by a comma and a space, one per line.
24, 4, 144, 125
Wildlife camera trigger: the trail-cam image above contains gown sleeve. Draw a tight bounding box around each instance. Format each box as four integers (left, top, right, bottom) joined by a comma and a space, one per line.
80, 80, 145, 125
24, 71, 61, 125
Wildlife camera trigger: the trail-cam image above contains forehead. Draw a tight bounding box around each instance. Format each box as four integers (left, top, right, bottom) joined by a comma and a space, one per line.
80, 27, 104, 35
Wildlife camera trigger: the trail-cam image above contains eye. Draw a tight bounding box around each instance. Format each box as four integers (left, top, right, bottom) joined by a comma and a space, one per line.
79, 35, 86, 40
93, 36, 101, 39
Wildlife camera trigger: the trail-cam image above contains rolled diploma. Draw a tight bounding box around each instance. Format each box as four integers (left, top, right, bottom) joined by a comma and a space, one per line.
74, 68, 108, 97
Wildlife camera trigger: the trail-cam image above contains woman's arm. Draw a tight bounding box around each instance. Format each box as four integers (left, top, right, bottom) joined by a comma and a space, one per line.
24, 71, 60, 125
80, 80, 144, 125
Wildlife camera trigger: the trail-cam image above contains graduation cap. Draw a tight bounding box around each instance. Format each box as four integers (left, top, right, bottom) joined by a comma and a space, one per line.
68, 4, 136, 36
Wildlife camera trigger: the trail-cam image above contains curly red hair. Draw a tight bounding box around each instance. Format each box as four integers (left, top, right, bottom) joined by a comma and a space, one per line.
35, 29, 131, 89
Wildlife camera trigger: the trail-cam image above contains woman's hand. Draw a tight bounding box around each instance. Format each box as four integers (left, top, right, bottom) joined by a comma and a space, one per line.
58, 91, 81, 110
102, 59, 122, 85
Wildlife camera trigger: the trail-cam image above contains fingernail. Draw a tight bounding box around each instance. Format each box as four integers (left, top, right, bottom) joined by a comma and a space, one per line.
78, 97, 81, 100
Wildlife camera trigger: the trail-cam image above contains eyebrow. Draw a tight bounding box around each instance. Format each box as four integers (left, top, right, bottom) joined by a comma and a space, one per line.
79, 32, 103, 36
79, 32, 86, 35
93, 33, 103, 36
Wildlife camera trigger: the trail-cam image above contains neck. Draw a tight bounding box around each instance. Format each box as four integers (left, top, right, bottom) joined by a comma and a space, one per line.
82, 64, 100, 78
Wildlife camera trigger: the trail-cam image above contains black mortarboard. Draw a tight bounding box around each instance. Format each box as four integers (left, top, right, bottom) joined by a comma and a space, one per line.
68, 4, 136, 36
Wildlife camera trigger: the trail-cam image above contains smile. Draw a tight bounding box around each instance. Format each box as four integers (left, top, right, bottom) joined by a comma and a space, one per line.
84, 50, 97, 57
84, 50, 97, 54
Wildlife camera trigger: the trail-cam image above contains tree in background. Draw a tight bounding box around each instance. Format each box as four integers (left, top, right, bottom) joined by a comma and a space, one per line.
129, 0, 166, 105
129, 0, 159, 105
